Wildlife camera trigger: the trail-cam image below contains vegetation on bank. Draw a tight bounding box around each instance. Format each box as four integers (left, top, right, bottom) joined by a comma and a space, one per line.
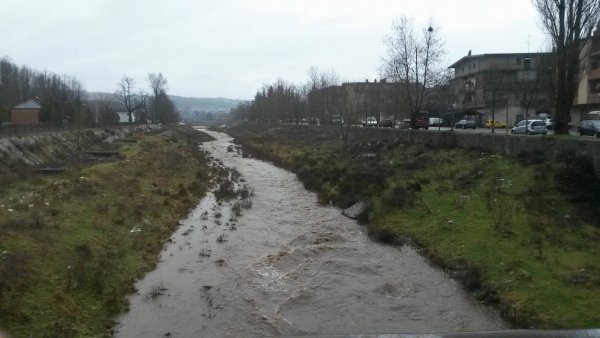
0, 127, 216, 337
222, 122, 600, 329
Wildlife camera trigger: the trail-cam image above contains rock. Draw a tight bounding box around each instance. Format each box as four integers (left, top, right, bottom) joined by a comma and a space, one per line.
342, 202, 367, 220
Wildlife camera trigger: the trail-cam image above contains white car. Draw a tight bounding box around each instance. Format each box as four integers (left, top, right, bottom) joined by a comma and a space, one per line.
362, 117, 378, 127
545, 119, 553, 130
511, 120, 548, 135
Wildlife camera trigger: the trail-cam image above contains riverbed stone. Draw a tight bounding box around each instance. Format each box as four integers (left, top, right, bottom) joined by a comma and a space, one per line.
342, 201, 366, 220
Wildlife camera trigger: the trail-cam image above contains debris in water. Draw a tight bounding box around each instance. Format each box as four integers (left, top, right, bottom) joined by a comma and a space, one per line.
216, 234, 228, 243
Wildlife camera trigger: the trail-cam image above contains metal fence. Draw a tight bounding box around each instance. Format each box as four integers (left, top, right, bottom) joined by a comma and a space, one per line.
0, 122, 145, 138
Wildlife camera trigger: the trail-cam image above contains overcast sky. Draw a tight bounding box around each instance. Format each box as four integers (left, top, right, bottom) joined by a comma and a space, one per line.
0, 0, 546, 100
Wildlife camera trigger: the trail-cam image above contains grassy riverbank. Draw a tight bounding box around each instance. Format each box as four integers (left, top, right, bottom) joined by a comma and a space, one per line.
222, 122, 600, 329
0, 127, 215, 337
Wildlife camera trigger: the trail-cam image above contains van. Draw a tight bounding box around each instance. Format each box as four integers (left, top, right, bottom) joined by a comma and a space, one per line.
414, 111, 429, 129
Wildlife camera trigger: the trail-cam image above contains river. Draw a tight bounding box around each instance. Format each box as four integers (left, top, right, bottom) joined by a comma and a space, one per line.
114, 130, 506, 337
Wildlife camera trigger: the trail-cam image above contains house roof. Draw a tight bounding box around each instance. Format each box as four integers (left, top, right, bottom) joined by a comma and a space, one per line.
13, 100, 41, 109
448, 52, 551, 69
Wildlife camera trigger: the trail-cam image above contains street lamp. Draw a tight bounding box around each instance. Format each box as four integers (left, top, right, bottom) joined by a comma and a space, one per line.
78, 103, 85, 150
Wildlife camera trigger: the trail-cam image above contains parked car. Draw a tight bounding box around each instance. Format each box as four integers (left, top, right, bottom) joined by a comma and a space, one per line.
455, 120, 476, 129
308, 117, 320, 125
511, 119, 548, 135
362, 117, 378, 127
398, 119, 411, 129
485, 120, 507, 128
331, 115, 344, 125
380, 119, 394, 128
577, 120, 600, 138
429, 118, 441, 127
544, 119, 553, 130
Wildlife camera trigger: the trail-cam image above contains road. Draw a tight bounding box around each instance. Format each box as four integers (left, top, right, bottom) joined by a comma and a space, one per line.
405, 126, 579, 136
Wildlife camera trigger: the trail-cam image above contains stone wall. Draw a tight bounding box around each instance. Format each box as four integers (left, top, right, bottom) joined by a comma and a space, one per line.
0, 124, 162, 168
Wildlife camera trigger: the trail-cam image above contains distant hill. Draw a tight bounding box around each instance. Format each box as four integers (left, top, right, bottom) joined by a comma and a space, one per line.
85, 92, 244, 112
169, 95, 244, 112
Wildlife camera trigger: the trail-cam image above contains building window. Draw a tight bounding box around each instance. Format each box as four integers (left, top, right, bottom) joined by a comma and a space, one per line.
462, 66, 465, 72
516, 57, 521, 64
474, 64, 477, 69
516, 114, 524, 122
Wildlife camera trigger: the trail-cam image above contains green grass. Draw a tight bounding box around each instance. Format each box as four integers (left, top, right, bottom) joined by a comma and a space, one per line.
0, 127, 216, 337
223, 122, 600, 329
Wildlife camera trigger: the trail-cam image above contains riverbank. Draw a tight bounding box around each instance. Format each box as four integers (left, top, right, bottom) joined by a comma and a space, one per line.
220, 122, 600, 329
0, 127, 216, 337
114, 130, 506, 337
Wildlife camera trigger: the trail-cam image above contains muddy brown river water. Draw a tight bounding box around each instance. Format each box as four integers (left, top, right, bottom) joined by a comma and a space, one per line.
114, 130, 506, 337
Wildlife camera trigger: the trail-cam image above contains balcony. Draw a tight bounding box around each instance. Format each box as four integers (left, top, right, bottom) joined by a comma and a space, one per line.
460, 85, 476, 93
588, 68, 600, 80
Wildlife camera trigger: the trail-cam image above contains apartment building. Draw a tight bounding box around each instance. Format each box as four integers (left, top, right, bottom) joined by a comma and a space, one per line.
573, 27, 600, 123
449, 52, 552, 127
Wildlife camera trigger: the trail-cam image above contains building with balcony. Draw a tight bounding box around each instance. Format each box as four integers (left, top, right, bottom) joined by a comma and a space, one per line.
448, 52, 553, 127
573, 26, 600, 123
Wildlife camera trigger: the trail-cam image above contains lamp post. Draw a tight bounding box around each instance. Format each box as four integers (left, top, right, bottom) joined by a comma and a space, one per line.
78, 103, 85, 150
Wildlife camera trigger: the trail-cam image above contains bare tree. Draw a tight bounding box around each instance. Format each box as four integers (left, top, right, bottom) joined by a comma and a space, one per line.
114, 76, 146, 123
148, 73, 168, 122
532, 0, 600, 134
483, 70, 507, 133
380, 16, 446, 128
334, 85, 359, 144
96, 92, 119, 125
440, 69, 460, 130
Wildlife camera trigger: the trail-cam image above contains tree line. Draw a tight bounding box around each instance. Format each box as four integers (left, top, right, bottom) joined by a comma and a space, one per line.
0, 56, 180, 125
233, 1, 600, 136
230, 16, 453, 136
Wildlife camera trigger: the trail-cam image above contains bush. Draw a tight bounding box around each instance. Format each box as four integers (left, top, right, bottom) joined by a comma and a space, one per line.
385, 186, 416, 208
555, 152, 600, 225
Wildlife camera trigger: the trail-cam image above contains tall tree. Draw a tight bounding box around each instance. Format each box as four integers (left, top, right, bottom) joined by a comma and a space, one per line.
440, 69, 460, 130
532, 0, 600, 134
147, 72, 168, 121
113, 76, 146, 123
380, 16, 446, 128
483, 70, 507, 133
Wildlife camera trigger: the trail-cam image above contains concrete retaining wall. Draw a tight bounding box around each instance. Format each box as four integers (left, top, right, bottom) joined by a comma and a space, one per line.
0, 124, 162, 168
310, 125, 600, 176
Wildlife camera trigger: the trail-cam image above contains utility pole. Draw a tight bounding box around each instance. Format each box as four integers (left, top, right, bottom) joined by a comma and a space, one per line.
506, 55, 509, 134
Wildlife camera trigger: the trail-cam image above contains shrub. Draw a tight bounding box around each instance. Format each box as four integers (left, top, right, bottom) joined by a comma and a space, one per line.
385, 186, 416, 208
555, 152, 600, 225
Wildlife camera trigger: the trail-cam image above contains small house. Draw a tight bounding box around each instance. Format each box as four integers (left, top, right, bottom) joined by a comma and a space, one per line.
11, 100, 41, 124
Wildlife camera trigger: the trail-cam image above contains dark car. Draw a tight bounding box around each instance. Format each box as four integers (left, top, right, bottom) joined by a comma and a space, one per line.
308, 117, 320, 125
455, 119, 476, 129
380, 119, 394, 128
577, 120, 600, 138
